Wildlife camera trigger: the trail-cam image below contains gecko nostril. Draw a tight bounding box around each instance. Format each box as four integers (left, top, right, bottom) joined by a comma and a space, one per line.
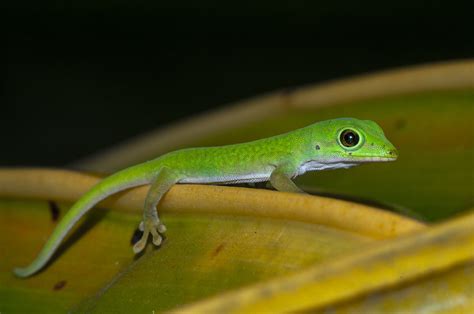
388, 149, 399, 158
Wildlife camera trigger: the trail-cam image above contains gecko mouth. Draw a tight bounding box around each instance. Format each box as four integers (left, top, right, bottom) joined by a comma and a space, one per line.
300, 156, 396, 173
350, 156, 397, 162
318, 156, 397, 164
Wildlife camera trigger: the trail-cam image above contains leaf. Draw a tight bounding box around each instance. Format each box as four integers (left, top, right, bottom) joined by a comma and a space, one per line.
175, 210, 474, 313
0, 169, 423, 313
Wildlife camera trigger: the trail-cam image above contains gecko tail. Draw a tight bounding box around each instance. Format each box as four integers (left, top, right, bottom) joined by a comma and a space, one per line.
13, 166, 151, 278
13, 266, 37, 278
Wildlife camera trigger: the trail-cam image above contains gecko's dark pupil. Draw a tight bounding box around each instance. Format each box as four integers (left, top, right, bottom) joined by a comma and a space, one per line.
341, 129, 359, 147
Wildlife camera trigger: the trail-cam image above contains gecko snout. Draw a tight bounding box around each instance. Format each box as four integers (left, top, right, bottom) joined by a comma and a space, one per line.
387, 148, 399, 159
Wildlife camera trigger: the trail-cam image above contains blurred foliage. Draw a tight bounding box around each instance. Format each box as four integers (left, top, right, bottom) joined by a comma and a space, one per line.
318, 262, 474, 313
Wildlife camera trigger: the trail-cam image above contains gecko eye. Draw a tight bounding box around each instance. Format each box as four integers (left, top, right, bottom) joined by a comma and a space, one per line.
340, 129, 359, 147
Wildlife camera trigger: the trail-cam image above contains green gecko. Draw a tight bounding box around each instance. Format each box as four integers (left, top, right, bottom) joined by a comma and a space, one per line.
14, 118, 398, 278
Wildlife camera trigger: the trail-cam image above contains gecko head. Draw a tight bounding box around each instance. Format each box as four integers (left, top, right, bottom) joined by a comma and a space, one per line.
311, 118, 398, 163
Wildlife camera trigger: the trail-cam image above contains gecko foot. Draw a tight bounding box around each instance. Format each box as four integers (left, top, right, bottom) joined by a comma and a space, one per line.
132, 219, 166, 254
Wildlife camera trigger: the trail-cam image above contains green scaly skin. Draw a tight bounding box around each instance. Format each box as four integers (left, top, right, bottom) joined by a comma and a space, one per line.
14, 118, 398, 277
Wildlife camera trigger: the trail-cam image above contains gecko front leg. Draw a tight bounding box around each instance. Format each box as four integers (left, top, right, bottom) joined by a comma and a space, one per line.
270, 163, 305, 193
133, 167, 180, 254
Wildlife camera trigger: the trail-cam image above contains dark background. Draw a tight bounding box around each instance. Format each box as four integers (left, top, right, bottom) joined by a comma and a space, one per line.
4, 1, 474, 167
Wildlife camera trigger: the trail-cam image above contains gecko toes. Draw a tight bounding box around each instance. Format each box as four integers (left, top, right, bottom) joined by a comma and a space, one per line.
157, 223, 167, 233
150, 227, 163, 246
133, 230, 148, 254
132, 220, 166, 254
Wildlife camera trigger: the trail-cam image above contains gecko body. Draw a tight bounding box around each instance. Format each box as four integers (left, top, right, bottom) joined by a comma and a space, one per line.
14, 118, 398, 277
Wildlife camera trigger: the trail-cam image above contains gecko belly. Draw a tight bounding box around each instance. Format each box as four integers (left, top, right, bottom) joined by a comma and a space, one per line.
179, 172, 272, 185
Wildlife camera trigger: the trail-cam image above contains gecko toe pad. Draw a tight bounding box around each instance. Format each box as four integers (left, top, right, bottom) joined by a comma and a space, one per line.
150, 228, 163, 246
157, 223, 167, 233
133, 229, 149, 254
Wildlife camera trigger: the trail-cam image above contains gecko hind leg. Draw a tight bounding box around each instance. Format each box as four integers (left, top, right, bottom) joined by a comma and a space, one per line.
133, 167, 180, 254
